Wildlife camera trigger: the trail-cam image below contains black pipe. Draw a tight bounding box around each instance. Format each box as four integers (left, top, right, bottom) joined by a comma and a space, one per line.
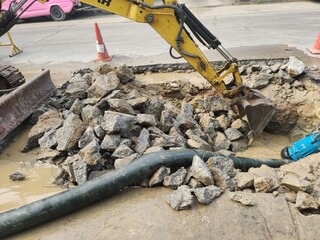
0, 149, 291, 238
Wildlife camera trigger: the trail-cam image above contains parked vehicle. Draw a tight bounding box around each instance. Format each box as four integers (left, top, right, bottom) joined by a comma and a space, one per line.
1, 0, 80, 21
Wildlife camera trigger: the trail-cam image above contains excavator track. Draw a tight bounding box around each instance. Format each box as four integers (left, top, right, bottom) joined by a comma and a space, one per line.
0, 65, 25, 90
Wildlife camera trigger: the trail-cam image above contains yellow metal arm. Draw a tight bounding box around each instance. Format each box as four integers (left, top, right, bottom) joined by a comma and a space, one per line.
81, 0, 246, 98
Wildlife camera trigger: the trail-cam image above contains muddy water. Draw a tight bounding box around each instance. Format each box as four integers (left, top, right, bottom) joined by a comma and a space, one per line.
0, 128, 61, 213
237, 132, 290, 159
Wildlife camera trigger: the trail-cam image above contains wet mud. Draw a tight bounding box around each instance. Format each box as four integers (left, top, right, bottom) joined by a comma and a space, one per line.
0, 128, 61, 212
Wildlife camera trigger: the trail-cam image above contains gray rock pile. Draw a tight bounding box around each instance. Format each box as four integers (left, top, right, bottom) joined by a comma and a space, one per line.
18, 58, 320, 214
22, 64, 250, 186
164, 154, 235, 210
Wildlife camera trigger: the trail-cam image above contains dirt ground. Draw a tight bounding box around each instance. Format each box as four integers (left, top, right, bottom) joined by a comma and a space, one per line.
6, 187, 319, 240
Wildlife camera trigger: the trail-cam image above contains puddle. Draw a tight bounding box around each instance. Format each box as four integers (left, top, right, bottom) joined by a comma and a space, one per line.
236, 132, 290, 159
0, 128, 62, 213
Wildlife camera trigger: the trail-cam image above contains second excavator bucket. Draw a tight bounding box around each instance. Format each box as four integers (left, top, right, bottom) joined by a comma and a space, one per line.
0, 70, 55, 151
235, 89, 275, 137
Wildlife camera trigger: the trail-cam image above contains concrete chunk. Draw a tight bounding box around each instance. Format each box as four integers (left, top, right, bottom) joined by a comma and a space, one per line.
112, 144, 135, 159
81, 105, 103, 127
87, 72, 120, 98
143, 97, 165, 120
194, 186, 223, 204
23, 110, 63, 152
287, 56, 305, 77
134, 128, 150, 154
166, 185, 194, 210
56, 113, 86, 151
163, 167, 187, 189
78, 126, 99, 149
137, 114, 158, 127
107, 98, 136, 115
100, 134, 121, 152
295, 191, 319, 210
189, 155, 214, 186
176, 101, 197, 130
212, 132, 231, 151
281, 175, 313, 193
149, 166, 171, 187
78, 140, 101, 166
38, 128, 57, 151
206, 155, 236, 177
102, 111, 137, 133
224, 128, 243, 141
254, 176, 279, 193
234, 172, 254, 189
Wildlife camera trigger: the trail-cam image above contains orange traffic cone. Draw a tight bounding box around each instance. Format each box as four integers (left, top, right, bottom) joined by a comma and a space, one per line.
307, 33, 320, 55
94, 23, 112, 62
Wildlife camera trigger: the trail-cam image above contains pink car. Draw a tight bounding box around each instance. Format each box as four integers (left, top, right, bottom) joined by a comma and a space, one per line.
1, 0, 80, 21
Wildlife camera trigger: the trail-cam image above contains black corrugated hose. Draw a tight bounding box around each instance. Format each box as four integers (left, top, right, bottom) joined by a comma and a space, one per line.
0, 149, 291, 238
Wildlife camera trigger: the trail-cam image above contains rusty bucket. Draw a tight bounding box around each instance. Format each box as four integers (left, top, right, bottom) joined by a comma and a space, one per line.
0, 70, 55, 149
235, 89, 275, 137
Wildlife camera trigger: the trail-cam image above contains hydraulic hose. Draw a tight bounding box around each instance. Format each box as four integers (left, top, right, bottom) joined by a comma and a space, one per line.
0, 149, 291, 238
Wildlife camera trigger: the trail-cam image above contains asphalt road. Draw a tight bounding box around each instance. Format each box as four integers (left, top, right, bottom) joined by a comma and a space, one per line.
0, 1, 319, 77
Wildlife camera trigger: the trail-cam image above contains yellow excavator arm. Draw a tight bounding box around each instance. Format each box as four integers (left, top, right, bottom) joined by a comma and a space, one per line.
81, 0, 275, 135
0, 0, 275, 135
82, 0, 242, 97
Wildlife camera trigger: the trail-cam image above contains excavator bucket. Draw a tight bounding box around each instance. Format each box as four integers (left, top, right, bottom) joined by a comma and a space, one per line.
0, 70, 55, 149
235, 89, 275, 136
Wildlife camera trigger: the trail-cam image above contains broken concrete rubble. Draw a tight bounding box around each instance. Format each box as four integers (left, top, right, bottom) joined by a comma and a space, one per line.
22, 110, 64, 152
17, 59, 320, 214
232, 152, 320, 213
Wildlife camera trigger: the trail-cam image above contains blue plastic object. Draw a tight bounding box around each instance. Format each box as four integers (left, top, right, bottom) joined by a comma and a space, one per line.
286, 132, 320, 161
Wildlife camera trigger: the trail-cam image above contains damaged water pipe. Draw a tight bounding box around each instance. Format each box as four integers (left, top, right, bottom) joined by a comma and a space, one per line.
0, 149, 292, 238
